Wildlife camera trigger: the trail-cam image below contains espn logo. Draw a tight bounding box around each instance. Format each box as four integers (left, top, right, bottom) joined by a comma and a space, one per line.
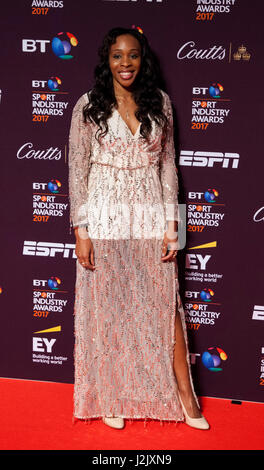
252, 305, 264, 321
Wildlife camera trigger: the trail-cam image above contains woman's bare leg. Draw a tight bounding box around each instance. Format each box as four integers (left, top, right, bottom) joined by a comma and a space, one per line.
173, 310, 202, 418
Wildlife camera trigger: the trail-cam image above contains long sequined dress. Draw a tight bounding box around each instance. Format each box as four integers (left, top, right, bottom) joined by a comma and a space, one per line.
68, 88, 199, 423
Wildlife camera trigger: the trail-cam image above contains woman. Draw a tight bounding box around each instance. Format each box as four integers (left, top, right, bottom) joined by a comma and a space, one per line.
68, 27, 209, 430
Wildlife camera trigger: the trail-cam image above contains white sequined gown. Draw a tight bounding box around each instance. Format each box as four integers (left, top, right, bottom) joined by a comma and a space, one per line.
68, 88, 198, 422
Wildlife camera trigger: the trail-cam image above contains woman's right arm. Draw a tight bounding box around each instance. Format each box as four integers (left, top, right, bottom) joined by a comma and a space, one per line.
68, 94, 91, 231
68, 95, 95, 270
74, 227, 95, 271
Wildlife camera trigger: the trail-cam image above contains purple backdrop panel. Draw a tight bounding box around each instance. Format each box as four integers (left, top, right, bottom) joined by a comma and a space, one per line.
0, 0, 263, 402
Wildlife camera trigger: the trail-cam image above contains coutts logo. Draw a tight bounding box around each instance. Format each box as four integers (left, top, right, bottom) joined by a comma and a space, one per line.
17, 143, 62, 160
177, 41, 226, 60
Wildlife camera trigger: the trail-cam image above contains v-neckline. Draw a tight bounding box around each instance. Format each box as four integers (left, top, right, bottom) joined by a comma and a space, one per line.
115, 108, 141, 138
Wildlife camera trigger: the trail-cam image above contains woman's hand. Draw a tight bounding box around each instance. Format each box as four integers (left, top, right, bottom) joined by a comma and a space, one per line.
74, 227, 95, 270
161, 231, 178, 262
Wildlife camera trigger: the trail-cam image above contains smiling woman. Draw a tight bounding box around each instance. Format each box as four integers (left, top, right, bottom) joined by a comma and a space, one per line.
68, 26, 209, 431
108, 35, 142, 136
109, 38, 141, 81
82, 27, 168, 142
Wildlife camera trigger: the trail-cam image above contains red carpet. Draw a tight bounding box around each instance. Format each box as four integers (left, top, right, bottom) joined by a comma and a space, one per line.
0, 378, 263, 451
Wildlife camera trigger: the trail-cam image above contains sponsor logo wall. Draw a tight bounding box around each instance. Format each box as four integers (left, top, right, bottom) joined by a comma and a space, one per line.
0, 0, 263, 402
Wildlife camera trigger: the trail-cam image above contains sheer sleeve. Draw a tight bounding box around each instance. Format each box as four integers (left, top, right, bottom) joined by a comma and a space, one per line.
159, 91, 179, 223
68, 94, 92, 232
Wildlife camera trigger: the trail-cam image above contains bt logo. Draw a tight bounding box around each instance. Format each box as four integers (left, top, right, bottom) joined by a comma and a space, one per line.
188, 189, 219, 202
33, 179, 61, 193
200, 288, 214, 301
48, 77, 62, 91
51, 32, 78, 59
202, 347, 228, 372
204, 188, 219, 203
48, 179, 61, 193
209, 82, 224, 98
185, 289, 215, 300
22, 39, 50, 53
48, 277, 61, 290
22, 32, 78, 58
192, 83, 224, 98
32, 77, 62, 91
33, 278, 62, 289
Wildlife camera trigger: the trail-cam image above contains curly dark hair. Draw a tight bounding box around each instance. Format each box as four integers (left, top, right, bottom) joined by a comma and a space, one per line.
83, 26, 168, 143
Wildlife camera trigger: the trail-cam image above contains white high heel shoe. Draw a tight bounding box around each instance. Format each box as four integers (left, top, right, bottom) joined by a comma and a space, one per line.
102, 416, 125, 429
179, 395, 210, 430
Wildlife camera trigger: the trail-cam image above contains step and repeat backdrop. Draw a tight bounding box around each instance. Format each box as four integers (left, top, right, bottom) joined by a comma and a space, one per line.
0, 0, 263, 403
